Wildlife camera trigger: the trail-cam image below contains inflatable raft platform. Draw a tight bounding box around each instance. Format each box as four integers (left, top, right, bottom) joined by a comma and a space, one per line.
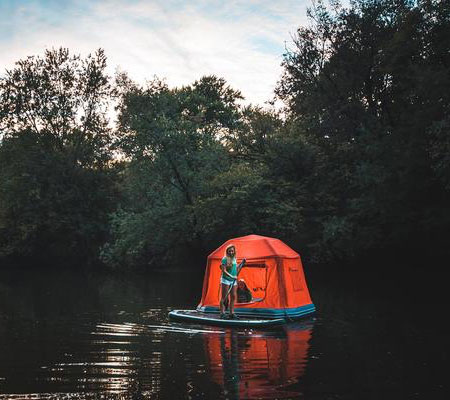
169, 309, 286, 328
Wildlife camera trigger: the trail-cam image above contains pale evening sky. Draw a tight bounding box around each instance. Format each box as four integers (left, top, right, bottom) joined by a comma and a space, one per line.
0, 0, 329, 106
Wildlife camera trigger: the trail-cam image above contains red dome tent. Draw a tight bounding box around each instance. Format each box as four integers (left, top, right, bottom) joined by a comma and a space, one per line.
197, 235, 315, 319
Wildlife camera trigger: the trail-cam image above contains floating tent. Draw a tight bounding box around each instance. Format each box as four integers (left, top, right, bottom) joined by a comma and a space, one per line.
197, 234, 315, 319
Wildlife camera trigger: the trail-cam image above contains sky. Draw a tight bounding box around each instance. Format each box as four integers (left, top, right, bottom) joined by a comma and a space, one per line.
0, 0, 316, 107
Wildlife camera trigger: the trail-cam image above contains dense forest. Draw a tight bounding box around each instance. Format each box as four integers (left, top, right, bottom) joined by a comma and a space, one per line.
1, 0, 449, 270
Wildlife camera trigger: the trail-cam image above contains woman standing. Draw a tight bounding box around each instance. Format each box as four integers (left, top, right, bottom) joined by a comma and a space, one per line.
220, 244, 238, 319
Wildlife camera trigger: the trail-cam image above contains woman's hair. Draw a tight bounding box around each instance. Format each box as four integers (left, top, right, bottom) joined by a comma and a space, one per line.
224, 244, 236, 267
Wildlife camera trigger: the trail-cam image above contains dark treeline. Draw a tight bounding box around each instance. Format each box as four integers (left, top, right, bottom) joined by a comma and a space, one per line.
1, 0, 449, 270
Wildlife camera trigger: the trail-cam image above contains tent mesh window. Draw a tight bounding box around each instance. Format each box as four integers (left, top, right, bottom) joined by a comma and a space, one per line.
288, 266, 303, 292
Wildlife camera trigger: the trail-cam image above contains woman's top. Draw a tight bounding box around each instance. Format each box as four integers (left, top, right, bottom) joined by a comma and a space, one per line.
221, 256, 237, 284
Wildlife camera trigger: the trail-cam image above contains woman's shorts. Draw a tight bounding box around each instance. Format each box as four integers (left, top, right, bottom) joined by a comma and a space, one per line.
220, 277, 237, 286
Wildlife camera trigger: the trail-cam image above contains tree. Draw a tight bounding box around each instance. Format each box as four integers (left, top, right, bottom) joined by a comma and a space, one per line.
277, 0, 450, 261
101, 75, 242, 267
0, 48, 116, 266
102, 76, 308, 268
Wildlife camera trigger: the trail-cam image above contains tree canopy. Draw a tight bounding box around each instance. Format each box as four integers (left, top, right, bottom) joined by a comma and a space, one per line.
100, 75, 304, 268
276, 0, 450, 261
1, 0, 449, 269
0, 48, 116, 266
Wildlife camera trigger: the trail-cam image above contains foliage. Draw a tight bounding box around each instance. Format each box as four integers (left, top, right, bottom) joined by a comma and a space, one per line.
101, 77, 307, 268
2, 0, 450, 269
277, 0, 450, 260
0, 48, 116, 266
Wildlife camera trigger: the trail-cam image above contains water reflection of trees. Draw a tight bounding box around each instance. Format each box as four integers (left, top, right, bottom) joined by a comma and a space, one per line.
204, 321, 314, 399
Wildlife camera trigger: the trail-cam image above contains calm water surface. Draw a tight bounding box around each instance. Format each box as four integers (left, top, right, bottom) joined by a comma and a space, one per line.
0, 265, 447, 399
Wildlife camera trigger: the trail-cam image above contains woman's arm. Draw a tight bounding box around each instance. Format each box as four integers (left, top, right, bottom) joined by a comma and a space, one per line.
220, 264, 236, 279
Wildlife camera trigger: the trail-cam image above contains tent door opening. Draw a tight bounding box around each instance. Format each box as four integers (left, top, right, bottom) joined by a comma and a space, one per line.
236, 262, 267, 305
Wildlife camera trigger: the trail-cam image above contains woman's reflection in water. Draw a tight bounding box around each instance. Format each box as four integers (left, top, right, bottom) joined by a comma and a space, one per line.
205, 320, 314, 399
220, 329, 240, 399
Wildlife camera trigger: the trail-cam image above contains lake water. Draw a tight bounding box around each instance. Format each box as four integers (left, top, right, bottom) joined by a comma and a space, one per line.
0, 265, 447, 399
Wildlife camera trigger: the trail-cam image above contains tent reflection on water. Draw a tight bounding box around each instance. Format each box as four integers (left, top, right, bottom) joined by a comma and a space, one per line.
204, 322, 313, 399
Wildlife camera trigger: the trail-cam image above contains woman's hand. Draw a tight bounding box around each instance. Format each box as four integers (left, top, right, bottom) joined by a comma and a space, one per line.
225, 270, 235, 279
